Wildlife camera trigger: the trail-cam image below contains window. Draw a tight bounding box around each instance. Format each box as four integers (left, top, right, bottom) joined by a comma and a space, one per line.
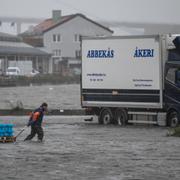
74, 34, 80, 42
176, 70, 180, 85
53, 49, 61, 57
53, 34, 61, 42
53, 34, 56, 42
96, 34, 104, 37
57, 49, 61, 56
57, 34, 61, 42
75, 50, 81, 58
166, 68, 177, 84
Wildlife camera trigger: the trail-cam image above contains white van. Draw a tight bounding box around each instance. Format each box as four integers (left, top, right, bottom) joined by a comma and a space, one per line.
6, 67, 20, 76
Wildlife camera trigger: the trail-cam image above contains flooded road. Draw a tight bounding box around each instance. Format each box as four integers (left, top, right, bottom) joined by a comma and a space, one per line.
0, 116, 180, 180
0, 84, 80, 109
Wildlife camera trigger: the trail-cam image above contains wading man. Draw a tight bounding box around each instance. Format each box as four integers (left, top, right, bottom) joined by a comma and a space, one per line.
24, 102, 48, 142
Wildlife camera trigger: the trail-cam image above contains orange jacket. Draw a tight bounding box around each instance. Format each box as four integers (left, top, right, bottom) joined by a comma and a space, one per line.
32, 112, 40, 121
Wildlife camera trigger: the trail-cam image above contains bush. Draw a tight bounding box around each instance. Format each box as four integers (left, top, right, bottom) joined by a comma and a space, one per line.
167, 126, 180, 137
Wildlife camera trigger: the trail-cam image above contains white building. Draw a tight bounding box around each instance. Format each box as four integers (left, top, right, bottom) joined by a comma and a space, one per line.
21, 10, 113, 74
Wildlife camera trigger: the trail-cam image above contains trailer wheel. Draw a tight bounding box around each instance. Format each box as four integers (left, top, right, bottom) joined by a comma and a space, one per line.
100, 108, 113, 125
168, 111, 179, 127
114, 109, 128, 126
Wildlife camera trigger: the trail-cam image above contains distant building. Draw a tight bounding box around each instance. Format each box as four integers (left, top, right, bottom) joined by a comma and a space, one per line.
0, 32, 50, 74
20, 10, 113, 74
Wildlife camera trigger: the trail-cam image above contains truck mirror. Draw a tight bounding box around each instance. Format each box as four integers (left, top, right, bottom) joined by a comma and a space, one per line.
173, 36, 180, 50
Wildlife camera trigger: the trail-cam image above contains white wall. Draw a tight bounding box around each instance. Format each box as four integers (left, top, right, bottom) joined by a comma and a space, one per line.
43, 15, 113, 58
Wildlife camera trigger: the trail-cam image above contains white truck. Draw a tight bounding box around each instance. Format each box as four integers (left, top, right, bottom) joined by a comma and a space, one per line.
81, 35, 180, 127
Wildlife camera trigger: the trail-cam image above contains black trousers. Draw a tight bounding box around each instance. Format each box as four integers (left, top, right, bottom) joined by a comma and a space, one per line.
24, 125, 44, 141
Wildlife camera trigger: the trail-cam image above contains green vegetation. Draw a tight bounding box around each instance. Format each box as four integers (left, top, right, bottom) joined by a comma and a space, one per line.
167, 126, 180, 137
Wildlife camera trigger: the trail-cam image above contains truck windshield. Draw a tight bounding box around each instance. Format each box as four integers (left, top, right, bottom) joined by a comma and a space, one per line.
7, 69, 16, 72
176, 70, 180, 85
165, 68, 180, 86
166, 68, 176, 84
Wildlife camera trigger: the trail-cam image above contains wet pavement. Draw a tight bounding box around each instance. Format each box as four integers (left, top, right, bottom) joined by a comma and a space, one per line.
0, 84, 80, 109
0, 116, 180, 180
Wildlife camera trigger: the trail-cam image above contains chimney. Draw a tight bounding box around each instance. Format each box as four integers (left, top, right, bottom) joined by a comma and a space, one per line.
52, 10, 62, 22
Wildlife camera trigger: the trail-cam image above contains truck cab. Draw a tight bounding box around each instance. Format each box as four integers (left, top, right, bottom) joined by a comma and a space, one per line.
164, 61, 180, 127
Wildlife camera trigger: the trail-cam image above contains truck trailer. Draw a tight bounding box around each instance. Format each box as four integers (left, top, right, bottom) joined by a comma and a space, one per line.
81, 35, 180, 127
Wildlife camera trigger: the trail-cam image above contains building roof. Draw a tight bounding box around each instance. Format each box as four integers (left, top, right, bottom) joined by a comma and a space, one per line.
34, 14, 75, 33
0, 32, 14, 37
0, 32, 21, 42
0, 41, 32, 48
22, 13, 113, 36
0, 33, 50, 56
0, 45, 50, 56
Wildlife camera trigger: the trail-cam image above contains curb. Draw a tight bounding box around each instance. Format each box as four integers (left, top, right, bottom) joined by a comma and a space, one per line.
0, 109, 85, 116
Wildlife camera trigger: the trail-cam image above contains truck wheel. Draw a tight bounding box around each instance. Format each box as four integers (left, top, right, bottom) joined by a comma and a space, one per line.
100, 108, 113, 125
168, 111, 179, 127
114, 109, 128, 125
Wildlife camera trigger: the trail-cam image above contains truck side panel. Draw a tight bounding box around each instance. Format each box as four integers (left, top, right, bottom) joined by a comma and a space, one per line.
81, 35, 163, 109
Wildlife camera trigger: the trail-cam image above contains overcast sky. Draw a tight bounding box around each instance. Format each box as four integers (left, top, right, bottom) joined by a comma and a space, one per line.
0, 0, 180, 24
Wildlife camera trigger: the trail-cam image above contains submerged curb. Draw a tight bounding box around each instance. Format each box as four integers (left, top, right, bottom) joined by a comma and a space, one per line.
0, 109, 85, 116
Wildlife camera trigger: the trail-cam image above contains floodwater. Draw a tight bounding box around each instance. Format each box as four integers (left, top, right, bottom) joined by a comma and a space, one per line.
0, 84, 81, 109
0, 116, 180, 180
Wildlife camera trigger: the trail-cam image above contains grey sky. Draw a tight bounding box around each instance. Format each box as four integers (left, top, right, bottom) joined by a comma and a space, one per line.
0, 0, 180, 24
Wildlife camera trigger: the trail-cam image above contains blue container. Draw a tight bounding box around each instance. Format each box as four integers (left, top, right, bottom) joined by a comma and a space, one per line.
0, 124, 4, 137
0, 124, 14, 137
0, 128, 2, 136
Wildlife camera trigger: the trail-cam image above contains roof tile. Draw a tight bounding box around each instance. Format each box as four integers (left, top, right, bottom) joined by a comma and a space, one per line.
22, 13, 113, 35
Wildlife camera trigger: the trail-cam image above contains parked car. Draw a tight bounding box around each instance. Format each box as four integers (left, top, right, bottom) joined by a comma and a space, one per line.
30, 69, 40, 76
6, 67, 20, 76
